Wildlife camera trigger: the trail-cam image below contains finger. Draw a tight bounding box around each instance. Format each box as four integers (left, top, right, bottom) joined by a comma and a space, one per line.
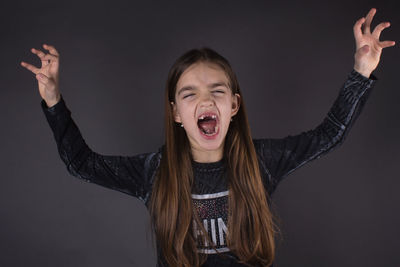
42, 54, 59, 65
379, 40, 396, 49
364, 8, 377, 34
43, 44, 59, 56
353, 17, 366, 41
372, 22, 391, 39
20, 61, 40, 74
31, 48, 47, 59
36, 73, 51, 85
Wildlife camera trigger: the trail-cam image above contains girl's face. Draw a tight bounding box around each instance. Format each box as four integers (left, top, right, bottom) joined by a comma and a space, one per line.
171, 61, 240, 162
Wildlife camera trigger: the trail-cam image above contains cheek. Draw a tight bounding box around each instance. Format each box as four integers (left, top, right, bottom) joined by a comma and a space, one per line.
178, 104, 195, 124
219, 99, 233, 115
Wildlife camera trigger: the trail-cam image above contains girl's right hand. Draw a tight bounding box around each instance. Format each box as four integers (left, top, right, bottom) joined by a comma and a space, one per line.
21, 44, 61, 108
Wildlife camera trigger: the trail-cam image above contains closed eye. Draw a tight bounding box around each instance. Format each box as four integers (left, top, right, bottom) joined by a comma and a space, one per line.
183, 93, 194, 99
213, 90, 225, 94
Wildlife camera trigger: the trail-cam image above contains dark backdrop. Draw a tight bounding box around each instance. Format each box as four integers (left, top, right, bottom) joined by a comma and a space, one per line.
1, 0, 399, 266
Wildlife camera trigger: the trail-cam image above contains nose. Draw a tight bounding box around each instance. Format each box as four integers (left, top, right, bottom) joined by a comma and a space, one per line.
199, 92, 214, 108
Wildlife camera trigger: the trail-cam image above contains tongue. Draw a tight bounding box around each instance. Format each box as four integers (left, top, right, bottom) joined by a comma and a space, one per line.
198, 120, 217, 134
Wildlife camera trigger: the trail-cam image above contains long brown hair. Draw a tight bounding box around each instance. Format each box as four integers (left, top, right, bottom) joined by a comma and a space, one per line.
149, 47, 279, 267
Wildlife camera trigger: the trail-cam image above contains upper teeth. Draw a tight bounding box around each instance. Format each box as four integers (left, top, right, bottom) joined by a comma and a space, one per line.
199, 115, 216, 120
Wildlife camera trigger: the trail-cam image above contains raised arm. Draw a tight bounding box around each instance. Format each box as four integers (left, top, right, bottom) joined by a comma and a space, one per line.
254, 8, 395, 194
254, 69, 376, 194
41, 96, 160, 203
22, 44, 159, 204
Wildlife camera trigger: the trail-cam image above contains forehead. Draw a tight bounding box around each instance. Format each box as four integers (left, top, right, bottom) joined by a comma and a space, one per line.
176, 62, 229, 90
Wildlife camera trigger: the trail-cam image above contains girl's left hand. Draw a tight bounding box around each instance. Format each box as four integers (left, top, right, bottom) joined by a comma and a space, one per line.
353, 8, 395, 78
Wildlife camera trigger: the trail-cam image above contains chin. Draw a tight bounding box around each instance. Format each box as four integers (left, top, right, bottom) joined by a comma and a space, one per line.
195, 128, 226, 151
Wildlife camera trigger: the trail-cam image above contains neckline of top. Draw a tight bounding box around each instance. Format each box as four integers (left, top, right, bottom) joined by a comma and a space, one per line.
191, 158, 226, 171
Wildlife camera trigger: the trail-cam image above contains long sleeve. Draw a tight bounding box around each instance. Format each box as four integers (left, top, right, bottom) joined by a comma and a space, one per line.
41, 95, 160, 204
253, 69, 378, 195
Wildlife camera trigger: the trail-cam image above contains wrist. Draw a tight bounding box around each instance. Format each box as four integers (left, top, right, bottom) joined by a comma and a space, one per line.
353, 66, 371, 79
45, 94, 61, 108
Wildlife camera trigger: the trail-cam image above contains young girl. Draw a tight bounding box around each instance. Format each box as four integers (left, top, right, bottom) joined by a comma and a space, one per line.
21, 8, 394, 267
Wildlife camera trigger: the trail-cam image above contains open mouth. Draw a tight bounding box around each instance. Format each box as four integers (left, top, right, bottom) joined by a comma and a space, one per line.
197, 113, 219, 137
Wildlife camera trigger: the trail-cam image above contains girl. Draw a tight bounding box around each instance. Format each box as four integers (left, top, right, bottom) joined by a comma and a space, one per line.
21, 7, 395, 267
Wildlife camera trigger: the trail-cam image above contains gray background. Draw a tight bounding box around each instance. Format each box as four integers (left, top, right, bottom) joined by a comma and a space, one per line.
1, 0, 399, 266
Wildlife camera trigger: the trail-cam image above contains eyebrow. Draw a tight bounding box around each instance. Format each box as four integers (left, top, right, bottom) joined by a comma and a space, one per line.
177, 82, 228, 96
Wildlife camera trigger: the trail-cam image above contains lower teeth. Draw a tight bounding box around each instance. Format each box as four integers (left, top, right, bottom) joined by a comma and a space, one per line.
202, 128, 217, 136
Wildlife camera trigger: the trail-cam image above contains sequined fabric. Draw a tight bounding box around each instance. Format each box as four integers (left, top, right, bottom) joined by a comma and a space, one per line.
41, 69, 377, 266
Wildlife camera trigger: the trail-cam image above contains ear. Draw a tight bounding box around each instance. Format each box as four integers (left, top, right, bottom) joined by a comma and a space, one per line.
231, 93, 241, 116
170, 101, 182, 123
